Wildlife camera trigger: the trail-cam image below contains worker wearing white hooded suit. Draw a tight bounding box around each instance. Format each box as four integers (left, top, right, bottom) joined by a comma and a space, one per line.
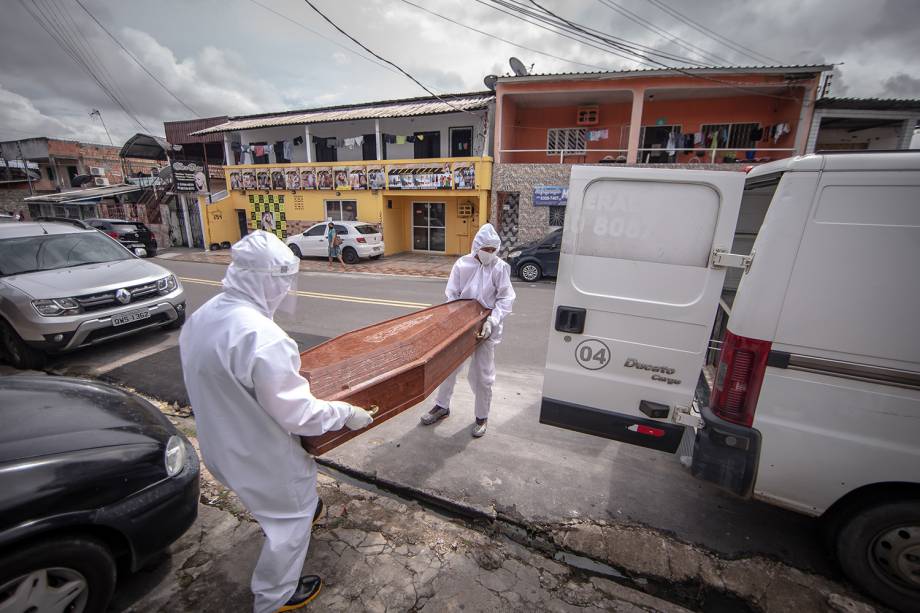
420, 223, 515, 437
179, 230, 374, 613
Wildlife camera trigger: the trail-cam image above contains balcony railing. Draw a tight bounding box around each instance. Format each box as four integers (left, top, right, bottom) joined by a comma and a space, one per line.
223, 156, 488, 192
499, 148, 797, 164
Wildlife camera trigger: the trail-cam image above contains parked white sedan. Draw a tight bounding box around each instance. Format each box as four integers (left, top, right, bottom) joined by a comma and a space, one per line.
286, 221, 384, 264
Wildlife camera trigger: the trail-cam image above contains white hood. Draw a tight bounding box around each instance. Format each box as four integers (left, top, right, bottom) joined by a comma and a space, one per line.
471, 223, 501, 254
221, 230, 299, 317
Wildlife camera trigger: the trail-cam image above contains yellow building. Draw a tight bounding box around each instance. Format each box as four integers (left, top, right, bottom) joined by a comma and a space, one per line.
188, 91, 496, 257
200, 156, 492, 256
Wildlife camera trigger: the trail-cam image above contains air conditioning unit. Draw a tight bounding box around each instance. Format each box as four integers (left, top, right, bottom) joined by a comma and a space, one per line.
90, 166, 106, 176
94, 177, 110, 187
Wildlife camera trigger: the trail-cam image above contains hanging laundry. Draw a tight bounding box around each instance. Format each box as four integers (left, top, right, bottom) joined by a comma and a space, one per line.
395, 135, 407, 145
293, 136, 304, 146
773, 122, 790, 143
273, 141, 285, 163
253, 145, 265, 157
282, 140, 293, 161
267, 146, 276, 164
750, 126, 764, 142
240, 145, 253, 165
406, 135, 416, 143
665, 131, 677, 155
383, 134, 396, 144
694, 132, 703, 146
586, 129, 609, 142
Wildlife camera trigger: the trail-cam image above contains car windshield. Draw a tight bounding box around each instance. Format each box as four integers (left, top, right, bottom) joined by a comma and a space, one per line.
355, 225, 378, 235
0, 232, 132, 276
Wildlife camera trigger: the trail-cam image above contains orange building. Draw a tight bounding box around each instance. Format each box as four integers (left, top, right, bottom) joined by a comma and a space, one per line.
490, 65, 830, 247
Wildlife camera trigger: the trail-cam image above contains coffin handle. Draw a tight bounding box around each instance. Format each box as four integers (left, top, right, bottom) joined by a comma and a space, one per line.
368, 404, 380, 417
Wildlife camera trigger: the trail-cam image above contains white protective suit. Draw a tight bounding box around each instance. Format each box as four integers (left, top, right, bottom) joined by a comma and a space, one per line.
179, 231, 354, 613
434, 223, 516, 419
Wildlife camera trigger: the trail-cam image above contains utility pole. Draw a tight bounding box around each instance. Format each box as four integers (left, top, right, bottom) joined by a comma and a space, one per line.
16, 141, 34, 196
90, 109, 114, 145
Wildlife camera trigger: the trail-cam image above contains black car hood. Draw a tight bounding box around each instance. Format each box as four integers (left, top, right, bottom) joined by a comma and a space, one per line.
0, 376, 176, 463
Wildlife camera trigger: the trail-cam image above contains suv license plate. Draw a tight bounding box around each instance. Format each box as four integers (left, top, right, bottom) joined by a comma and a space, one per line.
112, 309, 150, 327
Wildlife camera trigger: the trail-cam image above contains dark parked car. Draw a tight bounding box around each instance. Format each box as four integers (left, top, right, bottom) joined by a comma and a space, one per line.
506, 228, 562, 282
86, 219, 158, 257
0, 376, 199, 612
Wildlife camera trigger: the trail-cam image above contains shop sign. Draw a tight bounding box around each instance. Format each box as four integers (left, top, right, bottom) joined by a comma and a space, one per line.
171, 161, 207, 194
533, 185, 568, 206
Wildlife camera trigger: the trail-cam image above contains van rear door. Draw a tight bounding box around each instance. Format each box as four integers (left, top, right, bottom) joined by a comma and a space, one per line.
541, 166, 745, 452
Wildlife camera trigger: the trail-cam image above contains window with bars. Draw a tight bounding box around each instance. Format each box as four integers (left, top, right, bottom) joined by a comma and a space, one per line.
546, 128, 587, 155
700, 123, 760, 149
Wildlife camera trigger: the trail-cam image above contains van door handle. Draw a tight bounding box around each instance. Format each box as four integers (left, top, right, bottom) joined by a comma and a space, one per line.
555, 306, 586, 334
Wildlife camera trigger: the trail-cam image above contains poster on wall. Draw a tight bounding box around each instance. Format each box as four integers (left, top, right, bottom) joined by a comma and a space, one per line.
387, 164, 452, 190
452, 163, 475, 189
271, 168, 285, 190
256, 169, 271, 190
334, 169, 349, 190
171, 161, 207, 194
241, 170, 256, 190
300, 168, 316, 189
349, 167, 367, 190
229, 170, 242, 190
316, 167, 333, 189
285, 168, 301, 190
249, 194, 287, 240
368, 166, 385, 190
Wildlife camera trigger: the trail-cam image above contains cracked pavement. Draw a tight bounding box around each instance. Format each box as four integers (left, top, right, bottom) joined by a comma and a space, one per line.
110, 413, 689, 613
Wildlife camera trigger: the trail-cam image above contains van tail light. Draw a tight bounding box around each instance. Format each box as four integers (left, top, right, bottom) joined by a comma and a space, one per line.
106, 231, 119, 239
356, 237, 366, 243
710, 331, 771, 427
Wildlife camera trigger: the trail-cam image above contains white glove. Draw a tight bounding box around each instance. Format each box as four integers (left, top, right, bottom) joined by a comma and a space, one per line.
345, 406, 374, 430
479, 320, 493, 339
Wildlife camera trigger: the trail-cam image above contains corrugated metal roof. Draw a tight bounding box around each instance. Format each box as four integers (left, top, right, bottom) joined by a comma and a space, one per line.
816, 97, 920, 111
165, 117, 229, 144
496, 64, 832, 81
190, 92, 494, 136
23, 183, 142, 203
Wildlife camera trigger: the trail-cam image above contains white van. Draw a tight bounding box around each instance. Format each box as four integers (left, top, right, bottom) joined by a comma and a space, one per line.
540, 152, 920, 611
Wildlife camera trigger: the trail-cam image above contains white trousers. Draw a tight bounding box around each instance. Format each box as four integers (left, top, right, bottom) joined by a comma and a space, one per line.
435, 340, 496, 420
235, 462, 317, 613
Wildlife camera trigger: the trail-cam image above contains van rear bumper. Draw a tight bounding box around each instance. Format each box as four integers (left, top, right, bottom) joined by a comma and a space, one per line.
540, 397, 686, 453
690, 405, 761, 497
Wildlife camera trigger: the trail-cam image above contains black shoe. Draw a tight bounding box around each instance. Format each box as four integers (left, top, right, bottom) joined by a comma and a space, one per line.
312, 498, 324, 526
277, 575, 322, 611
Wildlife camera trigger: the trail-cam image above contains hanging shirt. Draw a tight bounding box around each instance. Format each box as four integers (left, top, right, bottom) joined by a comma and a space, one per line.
395, 135, 407, 144
267, 146, 276, 164
241, 146, 254, 165
666, 131, 677, 155
283, 140, 293, 162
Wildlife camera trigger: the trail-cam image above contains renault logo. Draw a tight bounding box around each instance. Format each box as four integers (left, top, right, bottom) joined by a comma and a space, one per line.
115, 288, 131, 304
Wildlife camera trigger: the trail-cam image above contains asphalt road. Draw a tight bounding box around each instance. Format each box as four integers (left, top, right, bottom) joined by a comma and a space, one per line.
31, 257, 834, 578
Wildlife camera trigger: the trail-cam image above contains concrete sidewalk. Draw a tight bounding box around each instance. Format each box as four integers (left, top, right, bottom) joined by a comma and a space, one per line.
112, 411, 690, 613
158, 248, 457, 279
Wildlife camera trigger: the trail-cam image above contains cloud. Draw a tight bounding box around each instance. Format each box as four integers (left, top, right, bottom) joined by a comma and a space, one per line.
881, 73, 920, 98
0, 83, 107, 143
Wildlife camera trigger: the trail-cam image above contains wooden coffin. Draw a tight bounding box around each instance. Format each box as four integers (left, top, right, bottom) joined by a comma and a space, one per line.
299, 299, 491, 456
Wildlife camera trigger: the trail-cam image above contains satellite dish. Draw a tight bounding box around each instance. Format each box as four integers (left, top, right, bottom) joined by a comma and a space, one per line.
509, 57, 528, 76
483, 75, 498, 91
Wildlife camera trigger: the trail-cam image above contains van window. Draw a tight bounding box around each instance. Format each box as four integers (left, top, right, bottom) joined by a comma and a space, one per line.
576, 179, 719, 267
724, 174, 782, 292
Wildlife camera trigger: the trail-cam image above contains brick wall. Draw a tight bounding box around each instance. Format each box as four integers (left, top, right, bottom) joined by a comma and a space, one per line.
0, 188, 31, 218
491, 162, 746, 246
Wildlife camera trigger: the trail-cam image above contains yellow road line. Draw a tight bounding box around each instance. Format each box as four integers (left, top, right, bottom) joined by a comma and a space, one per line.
177, 276, 431, 310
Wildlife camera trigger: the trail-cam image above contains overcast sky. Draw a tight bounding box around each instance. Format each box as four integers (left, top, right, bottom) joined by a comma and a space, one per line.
1, 0, 918, 146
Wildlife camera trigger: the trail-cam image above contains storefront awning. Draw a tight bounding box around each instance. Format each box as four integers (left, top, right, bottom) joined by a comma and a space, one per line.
119, 133, 170, 161
23, 184, 142, 204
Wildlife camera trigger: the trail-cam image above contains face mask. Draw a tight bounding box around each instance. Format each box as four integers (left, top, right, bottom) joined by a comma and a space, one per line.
478, 249, 496, 266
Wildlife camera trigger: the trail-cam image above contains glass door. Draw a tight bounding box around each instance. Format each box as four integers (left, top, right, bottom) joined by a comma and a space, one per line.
412, 202, 445, 252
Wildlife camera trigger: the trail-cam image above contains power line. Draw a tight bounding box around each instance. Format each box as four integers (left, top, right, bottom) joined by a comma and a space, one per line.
247, 0, 402, 76
595, 0, 732, 65
301, 0, 479, 115
474, 0, 659, 69
644, 0, 782, 65
19, 0, 153, 133
396, 0, 609, 71
73, 0, 203, 117
526, 0, 799, 100
501, 0, 715, 67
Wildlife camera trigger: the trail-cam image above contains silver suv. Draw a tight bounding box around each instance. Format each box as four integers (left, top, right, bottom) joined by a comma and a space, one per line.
0, 222, 186, 369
